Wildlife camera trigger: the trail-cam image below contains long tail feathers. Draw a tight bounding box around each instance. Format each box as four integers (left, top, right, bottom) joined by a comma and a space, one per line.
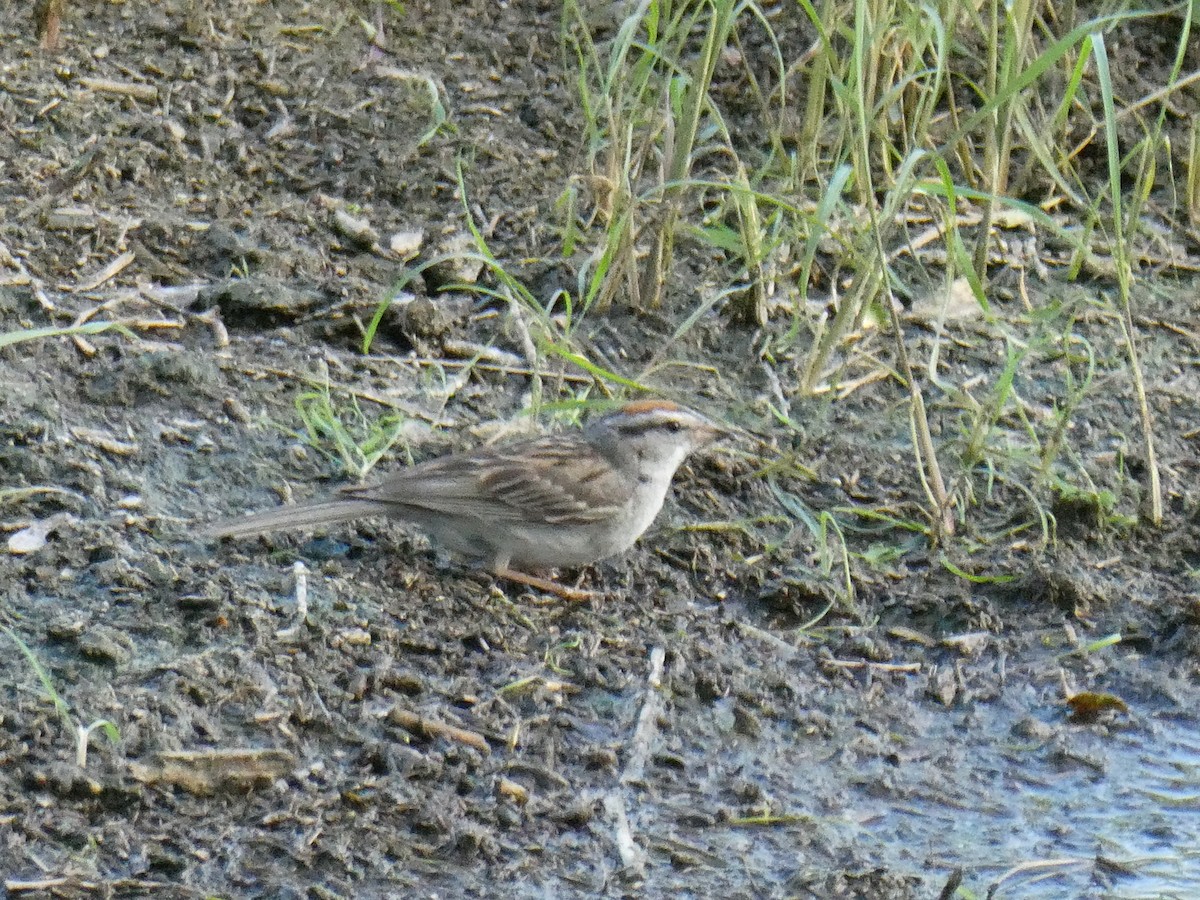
200, 499, 386, 540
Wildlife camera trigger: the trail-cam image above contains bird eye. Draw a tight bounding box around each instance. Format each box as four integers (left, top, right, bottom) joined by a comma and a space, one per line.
666, 421, 682, 433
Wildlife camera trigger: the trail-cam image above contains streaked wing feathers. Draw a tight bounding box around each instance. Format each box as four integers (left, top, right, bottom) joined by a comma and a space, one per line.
338, 436, 631, 526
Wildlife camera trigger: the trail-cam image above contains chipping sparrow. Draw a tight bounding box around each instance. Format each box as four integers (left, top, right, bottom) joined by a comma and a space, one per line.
204, 400, 722, 598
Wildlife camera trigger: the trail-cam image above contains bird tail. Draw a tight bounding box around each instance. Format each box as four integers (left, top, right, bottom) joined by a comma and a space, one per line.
200, 499, 385, 540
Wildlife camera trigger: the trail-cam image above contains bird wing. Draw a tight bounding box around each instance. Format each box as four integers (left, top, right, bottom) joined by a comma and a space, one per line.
338, 435, 633, 526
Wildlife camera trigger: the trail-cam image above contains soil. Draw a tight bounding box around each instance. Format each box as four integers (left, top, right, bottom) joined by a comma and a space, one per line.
3, 2, 1200, 898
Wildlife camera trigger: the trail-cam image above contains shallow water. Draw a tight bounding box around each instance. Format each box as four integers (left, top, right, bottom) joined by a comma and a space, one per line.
624, 642, 1200, 897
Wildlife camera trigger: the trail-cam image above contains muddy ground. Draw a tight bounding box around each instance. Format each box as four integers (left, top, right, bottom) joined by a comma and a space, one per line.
2, 1, 1200, 898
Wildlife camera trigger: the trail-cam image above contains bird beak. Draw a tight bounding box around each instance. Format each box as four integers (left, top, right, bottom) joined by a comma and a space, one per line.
695, 415, 726, 446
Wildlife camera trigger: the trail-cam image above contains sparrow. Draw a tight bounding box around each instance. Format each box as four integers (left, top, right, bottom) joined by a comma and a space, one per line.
203, 400, 722, 599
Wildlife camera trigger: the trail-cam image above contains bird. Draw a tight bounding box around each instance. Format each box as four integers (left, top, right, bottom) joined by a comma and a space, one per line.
203, 400, 723, 599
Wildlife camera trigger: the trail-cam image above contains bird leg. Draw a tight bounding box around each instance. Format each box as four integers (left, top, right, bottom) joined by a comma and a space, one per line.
493, 567, 597, 602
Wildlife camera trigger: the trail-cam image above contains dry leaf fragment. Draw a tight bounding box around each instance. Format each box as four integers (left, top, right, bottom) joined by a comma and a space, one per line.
1066, 691, 1130, 723
131, 748, 295, 796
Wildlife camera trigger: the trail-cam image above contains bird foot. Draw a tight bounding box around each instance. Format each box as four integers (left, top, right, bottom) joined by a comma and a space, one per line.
494, 567, 598, 602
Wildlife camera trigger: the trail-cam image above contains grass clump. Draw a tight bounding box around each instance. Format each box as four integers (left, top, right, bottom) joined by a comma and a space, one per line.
556, 0, 1194, 550
3, 626, 119, 769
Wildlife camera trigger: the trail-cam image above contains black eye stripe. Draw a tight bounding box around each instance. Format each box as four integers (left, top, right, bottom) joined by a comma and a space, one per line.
616, 417, 686, 434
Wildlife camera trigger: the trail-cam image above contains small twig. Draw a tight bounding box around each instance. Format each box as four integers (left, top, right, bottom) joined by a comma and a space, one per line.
824, 659, 921, 673
729, 812, 809, 826
34, 0, 65, 49
276, 561, 309, 639
442, 337, 527, 369
735, 621, 800, 659
621, 646, 665, 785
265, 98, 297, 142
132, 748, 295, 796
0, 237, 57, 312
415, 356, 590, 383
388, 709, 490, 754
7, 880, 176, 894
70, 250, 136, 292
504, 295, 543, 399
70, 426, 139, 457
596, 646, 667, 880
603, 794, 646, 874
7, 879, 73, 893
986, 857, 1090, 898
76, 77, 159, 103
192, 306, 229, 347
